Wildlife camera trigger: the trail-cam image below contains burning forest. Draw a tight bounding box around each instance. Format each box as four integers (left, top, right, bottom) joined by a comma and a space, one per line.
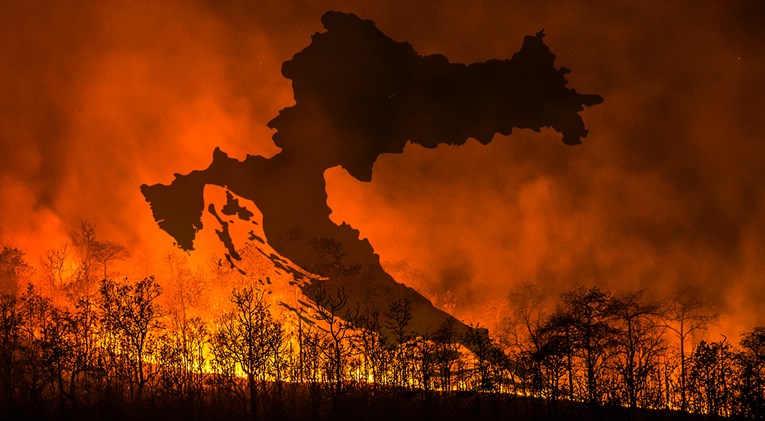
2, 1, 765, 420
0, 237, 763, 420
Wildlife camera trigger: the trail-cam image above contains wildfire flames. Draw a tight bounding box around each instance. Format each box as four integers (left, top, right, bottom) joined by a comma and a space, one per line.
1, 1, 765, 418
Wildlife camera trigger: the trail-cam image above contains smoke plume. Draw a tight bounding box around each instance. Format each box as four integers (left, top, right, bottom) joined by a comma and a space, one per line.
2, 0, 764, 338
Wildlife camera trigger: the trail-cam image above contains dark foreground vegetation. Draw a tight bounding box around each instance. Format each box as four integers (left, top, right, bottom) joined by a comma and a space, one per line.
1, 226, 764, 420
3, 383, 746, 421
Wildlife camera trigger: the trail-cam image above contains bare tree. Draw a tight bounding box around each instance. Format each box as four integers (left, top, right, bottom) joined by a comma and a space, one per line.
500, 282, 548, 396
163, 250, 205, 384
310, 286, 354, 398
98, 277, 163, 400
464, 324, 497, 391
40, 244, 69, 291
71, 221, 98, 296
155, 315, 208, 404
70, 221, 128, 296
531, 323, 571, 401
609, 290, 665, 408
91, 241, 128, 280
352, 308, 390, 387
60, 295, 100, 408
211, 286, 282, 421
663, 288, 717, 412
412, 334, 437, 391
385, 297, 413, 388
549, 286, 616, 405
434, 318, 461, 392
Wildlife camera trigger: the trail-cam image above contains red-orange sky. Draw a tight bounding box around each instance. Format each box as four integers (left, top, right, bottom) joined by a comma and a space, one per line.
1, 1, 764, 336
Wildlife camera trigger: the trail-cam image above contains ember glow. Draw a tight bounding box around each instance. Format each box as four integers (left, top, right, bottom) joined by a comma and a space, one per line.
2, 0, 765, 343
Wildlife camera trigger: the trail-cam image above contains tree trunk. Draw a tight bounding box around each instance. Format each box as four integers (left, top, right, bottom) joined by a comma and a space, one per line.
248, 373, 258, 421
680, 319, 686, 412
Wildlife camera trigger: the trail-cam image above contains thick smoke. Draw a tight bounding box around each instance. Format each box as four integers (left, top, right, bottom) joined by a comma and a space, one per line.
326, 1, 765, 336
0, 1, 286, 256
2, 1, 764, 337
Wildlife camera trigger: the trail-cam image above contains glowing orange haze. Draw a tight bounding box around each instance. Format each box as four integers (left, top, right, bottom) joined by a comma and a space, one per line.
1, 1, 764, 339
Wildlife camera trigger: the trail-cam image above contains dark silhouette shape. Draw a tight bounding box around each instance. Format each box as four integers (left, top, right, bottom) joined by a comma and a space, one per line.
140, 11, 602, 350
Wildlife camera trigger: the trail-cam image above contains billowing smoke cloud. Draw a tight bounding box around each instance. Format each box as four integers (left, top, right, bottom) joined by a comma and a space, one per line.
2, 1, 764, 337
326, 1, 765, 335
0, 1, 288, 255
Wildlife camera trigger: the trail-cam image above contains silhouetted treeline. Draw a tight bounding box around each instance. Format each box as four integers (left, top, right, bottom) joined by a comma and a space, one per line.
0, 240, 764, 420
500, 284, 765, 418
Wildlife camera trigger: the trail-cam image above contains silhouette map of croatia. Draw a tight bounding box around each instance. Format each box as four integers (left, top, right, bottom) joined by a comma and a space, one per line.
141, 11, 603, 349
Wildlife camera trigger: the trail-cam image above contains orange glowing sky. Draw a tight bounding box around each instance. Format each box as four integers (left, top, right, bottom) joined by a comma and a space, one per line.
1, 1, 764, 336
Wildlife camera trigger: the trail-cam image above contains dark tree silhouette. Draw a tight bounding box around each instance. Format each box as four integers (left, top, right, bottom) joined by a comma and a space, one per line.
352, 308, 389, 387
91, 241, 128, 280
155, 316, 208, 405
737, 327, 765, 419
464, 324, 497, 391
688, 338, 734, 416
532, 323, 570, 401
61, 295, 99, 409
310, 286, 354, 400
71, 221, 99, 296
98, 276, 163, 400
386, 297, 413, 387
412, 333, 438, 391
501, 282, 549, 397
40, 244, 68, 291
70, 221, 128, 297
0, 258, 763, 421
548, 286, 616, 404
0, 293, 21, 411
433, 318, 461, 392
211, 286, 284, 421
16, 286, 68, 404
663, 289, 718, 412
609, 290, 665, 408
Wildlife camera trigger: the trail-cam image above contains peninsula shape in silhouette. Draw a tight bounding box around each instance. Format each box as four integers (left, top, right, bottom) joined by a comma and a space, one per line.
141, 11, 602, 348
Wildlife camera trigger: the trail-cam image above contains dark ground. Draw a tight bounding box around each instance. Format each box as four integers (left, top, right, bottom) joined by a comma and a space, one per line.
6, 385, 741, 421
